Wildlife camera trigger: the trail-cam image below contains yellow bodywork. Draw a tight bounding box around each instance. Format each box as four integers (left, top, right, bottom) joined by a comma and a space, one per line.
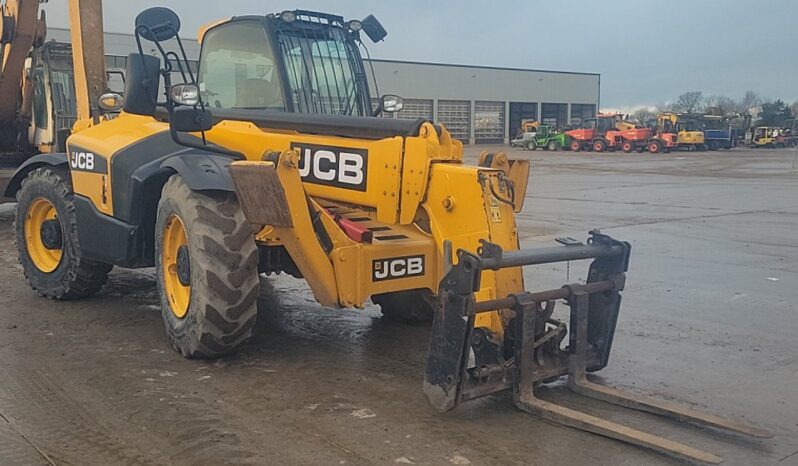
67, 113, 526, 337
677, 131, 704, 145
657, 112, 705, 146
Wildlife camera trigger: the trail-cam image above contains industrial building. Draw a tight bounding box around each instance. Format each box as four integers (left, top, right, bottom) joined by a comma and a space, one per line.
48, 28, 600, 144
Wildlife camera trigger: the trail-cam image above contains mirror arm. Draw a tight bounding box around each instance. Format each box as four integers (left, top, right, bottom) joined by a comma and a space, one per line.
166, 105, 242, 160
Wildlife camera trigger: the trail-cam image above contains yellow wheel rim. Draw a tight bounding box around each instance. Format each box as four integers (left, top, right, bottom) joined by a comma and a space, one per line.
162, 214, 190, 318
24, 197, 63, 273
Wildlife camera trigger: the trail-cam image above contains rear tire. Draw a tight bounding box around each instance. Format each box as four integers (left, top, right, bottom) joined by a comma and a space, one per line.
547, 141, 560, 151
15, 167, 112, 299
372, 289, 436, 322
527, 140, 537, 151
156, 175, 259, 358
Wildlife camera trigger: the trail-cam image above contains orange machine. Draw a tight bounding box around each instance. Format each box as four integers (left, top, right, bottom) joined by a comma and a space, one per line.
566, 114, 651, 153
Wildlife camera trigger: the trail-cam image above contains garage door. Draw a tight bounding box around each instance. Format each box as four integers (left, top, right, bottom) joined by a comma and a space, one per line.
397, 99, 433, 120
438, 100, 471, 142
475, 101, 505, 144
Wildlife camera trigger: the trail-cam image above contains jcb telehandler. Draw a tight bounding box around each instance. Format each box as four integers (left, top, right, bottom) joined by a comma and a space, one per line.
4, 4, 770, 463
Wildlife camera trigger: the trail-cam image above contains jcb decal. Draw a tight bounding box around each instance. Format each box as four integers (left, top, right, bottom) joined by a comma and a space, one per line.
292, 143, 368, 192
68, 148, 107, 174
372, 255, 425, 282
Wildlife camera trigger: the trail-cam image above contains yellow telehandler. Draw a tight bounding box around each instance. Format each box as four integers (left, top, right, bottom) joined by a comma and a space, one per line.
3, 3, 770, 463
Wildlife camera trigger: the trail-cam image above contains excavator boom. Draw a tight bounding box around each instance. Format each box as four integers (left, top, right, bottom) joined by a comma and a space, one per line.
67, 0, 106, 122
0, 0, 46, 147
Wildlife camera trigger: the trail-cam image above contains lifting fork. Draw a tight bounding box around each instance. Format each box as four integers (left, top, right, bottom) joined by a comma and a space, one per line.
424, 231, 772, 464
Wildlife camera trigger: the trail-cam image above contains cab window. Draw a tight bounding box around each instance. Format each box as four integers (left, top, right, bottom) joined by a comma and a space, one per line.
197, 20, 285, 110
32, 66, 48, 129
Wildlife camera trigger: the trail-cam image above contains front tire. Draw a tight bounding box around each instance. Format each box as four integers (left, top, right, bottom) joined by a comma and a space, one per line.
622, 141, 633, 153
156, 175, 259, 358
648, 140, 663, 154
570, 140, 582, 152
593, 139, 607, 152
547, 141, 560, 151
15, 167, 112, 299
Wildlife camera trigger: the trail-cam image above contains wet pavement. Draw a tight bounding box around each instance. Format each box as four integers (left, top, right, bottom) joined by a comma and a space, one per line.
0, 147, 796, 465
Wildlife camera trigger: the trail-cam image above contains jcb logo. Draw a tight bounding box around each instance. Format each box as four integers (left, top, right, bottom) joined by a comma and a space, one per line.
372, 255, 425, 282
70, 152, 95, 170
68, 148, 107, 174
292, 143, 368, 192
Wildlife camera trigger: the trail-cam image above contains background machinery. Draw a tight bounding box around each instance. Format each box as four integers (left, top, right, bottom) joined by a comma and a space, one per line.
566, 114, 616, 152
510, 119, 539, 146
699, 114, 738, 150
566, 114, 651, 153
647, 114, 677, 153
749, 126, 788, 148
654, 112, 704, 151
2, 4, 771, 464
0, 0, 115, 201
511, 123, 566, 151
609, 117, 652, 153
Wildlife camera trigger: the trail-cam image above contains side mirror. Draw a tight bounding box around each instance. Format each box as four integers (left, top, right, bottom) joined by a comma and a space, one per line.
172, 106, 213, 133
361, 15, 387, 42
135, 7, 181, 42
381, 94, 404, 113
123, 53, 160, 116
169, 83, 200, 106
98, 93, 123, 112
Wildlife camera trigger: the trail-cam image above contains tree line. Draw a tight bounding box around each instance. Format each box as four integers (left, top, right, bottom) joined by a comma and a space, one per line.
631, 91, 796, 128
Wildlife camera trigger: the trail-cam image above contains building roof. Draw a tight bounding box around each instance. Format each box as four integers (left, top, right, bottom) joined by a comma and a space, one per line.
366, 58, 600, 77
47, 27, 597, 78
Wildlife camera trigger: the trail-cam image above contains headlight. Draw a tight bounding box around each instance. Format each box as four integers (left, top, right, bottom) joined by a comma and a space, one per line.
170, 83, 200, 106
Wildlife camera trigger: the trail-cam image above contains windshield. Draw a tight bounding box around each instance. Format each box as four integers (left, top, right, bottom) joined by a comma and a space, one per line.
276, 22, 368, 116
46, 53, 78, 132
678, 121, 700, 132
198, 20, 286, 111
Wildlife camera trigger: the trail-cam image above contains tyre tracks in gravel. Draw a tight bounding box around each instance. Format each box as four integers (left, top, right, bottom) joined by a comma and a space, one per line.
0, 360, 157, 465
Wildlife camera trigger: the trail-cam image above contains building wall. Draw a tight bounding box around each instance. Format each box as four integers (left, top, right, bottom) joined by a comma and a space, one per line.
47, 28, 599, 144
368, 60, 599, 144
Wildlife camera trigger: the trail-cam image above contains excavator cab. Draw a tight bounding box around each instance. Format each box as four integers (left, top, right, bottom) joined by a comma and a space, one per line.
24, 42, 79, 153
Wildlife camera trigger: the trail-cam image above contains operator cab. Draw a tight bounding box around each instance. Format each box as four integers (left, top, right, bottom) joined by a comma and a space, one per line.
197, 11, 385, 117
116, 7, 406, 152
581, 116, 616, 135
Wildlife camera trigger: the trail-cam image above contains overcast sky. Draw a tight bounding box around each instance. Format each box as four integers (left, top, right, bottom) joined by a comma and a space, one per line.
41, 0, 798, 110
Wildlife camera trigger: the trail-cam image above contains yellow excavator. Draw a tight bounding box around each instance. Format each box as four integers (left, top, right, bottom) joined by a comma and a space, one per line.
0, 0, 114, 202
656, 112, 705, 151
3, 2, 770, 463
